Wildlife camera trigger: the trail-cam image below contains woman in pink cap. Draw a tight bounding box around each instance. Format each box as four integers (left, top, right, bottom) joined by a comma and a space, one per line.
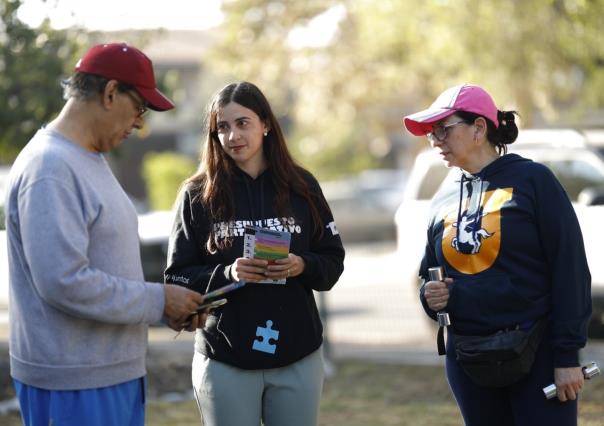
404, 84, 591, 426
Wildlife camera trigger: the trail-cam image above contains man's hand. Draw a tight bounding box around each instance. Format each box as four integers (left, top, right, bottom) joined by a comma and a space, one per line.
554, 367, 584, 402
163, 284, 204, 331
169, 309, 210, 335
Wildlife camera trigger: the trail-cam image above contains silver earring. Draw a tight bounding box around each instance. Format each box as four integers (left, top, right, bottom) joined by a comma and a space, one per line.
264, 131, 268, 136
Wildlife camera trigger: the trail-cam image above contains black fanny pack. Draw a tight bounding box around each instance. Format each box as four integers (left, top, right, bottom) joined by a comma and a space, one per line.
453, 318, 547, 388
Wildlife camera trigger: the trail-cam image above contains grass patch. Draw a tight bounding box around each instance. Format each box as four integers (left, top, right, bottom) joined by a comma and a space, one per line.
3, 360, 604, 425
144, 360, 604, 426
318, 361, 462, 426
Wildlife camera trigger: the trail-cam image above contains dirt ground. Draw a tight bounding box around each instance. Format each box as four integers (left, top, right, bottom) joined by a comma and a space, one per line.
0, 343, 12, 401
144, 341, 197, 399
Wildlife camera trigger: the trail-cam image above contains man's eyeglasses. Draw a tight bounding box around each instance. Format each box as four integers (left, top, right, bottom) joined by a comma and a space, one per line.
124, 90, 149, 118
427, 120, 466, 143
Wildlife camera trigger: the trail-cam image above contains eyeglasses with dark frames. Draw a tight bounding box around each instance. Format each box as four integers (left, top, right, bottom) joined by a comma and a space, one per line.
427, 120, 466, 143
123, 90, 149, 118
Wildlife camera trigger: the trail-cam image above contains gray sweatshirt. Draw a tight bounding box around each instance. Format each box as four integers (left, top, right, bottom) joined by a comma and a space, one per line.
5, 129, 165, 390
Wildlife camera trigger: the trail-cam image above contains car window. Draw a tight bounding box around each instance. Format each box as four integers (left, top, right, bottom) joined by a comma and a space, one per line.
541, 159, 604, 201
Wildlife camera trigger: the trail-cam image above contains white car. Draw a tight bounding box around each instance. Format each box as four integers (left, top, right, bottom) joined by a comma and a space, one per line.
395, 129, 604, 337
138, 209, 174, 283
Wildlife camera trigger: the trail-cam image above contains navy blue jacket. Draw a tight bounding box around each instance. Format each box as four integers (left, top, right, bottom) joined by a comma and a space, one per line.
419, 153, 592, 367
165, 167, 345, 369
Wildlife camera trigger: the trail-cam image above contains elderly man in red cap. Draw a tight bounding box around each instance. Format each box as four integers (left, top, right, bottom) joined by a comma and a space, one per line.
5, 43, 206, 426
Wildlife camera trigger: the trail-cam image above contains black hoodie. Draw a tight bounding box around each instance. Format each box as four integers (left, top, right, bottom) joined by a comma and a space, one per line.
419, 153, 592, 367
165, 167, 345, 369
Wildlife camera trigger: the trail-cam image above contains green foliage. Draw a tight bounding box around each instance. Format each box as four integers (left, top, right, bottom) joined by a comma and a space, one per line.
141, 151, 197, 211
206, 0, 604, 178
2, 0, 604, 183
120, 360, 604, 426
0, 0, 87, 164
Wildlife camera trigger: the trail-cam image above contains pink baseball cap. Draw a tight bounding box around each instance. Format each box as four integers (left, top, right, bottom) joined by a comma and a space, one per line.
403, 84, 498, 136
75, 43, 175, 111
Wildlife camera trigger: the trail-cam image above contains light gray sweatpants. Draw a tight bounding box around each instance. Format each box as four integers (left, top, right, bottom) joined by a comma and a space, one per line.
191, 348, 324, 426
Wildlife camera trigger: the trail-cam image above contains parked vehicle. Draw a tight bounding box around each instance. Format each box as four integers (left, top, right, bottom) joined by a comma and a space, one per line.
322, 169, 406, 243
395, 129, 604, 338
138, 210, 174, 283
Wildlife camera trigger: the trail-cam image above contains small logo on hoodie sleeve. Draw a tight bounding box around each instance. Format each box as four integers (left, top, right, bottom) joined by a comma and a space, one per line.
167, 274, 190, 285
326, 221, 339, 235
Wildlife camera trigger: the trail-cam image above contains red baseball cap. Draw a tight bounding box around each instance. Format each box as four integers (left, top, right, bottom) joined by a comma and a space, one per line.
75, 43, 175, 111
403, 84, 498, 136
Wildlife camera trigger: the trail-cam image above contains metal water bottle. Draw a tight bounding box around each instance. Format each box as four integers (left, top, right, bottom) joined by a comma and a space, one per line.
428, 266, 450, 327
543, 362, 601, 399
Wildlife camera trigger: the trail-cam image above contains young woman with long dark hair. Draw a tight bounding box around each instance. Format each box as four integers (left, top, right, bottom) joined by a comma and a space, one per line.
165, 81, 345, 426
